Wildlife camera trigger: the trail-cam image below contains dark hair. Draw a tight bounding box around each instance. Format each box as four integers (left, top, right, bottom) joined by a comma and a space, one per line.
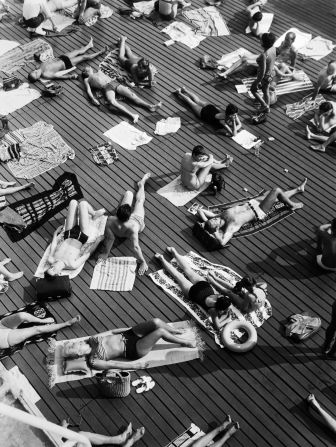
319, 102, 333, 114
192, 145, 208, 158
28, 72, 37, 83
226, 103, 239, 117
232, 275, 257, 294
116, 204, 132, 222
138, 58, 150, 68
331, 218, 336, 235
261, 32, 276, 50
215, 295, 232, 311
204, 219, 218, 234
252, 11, 263, 22
82, 71, 90, 79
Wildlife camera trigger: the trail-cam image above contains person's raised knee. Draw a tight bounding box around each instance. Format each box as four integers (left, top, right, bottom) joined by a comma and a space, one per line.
152, 317, 163, 328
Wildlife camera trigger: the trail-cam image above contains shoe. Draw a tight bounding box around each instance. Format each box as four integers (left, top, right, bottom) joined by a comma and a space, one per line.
136, 380, 155, 393
132, 376, 152, 387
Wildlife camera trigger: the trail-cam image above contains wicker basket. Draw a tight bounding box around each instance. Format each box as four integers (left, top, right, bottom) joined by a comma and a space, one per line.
96, 371, 131, 398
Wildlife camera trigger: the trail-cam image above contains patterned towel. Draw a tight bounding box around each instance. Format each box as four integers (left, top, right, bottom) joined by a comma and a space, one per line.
90, 257, 137, 291
7, 121, 75, 179
157, 175, 211, 207
0, 302, 57, 360
182, 6, 230, 37
242, 70, 313, 98
149, 251, 272, 347
164, 424, 205, 447
0, 83, 41, 116
0, 39, 53, 75
89, 143, 119, 165
161, 22, 206, 49
47, 320, 204, 387
285, 94, 325, 120
4, 172, 83, 242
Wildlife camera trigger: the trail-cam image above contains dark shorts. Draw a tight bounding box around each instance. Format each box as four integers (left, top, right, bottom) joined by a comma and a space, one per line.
188, 280, 214, 309
64, 224, 88, 244
104, 80, 120, 94
122, 329, 142, 360
23, 13, 44, 28
59, 55, 73, 70
329, 126, 336, 135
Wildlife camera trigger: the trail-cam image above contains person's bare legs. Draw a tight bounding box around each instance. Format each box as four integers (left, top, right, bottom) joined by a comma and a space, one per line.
306, 125, 329, 142
0, 312, 55, 329
133, 318, 184, 337
310, 131, 336, 152
259, 181, 305, 213
282, 178, 307, 200
71, 45, 108, 66
306, 394, 336, 434
67, 38, 94, 59
251, 80, 268, 110
6, 315, 80, 347
123, 428, 145, 447
132, 173, 150, 220
0, 182, 34, 196
211, 423, 240, 447
78, 423, 133, 445
116, 86, 162, 112
0, 259, 23, 281
174, 87, 206, 117
64, 200, 79, 231
78, 200, 105, 235
105, 89, 139, 123
192, 416, 232, 447
118, 36, 140, 65
219, 54, 258, 78
154, 253, 194, 296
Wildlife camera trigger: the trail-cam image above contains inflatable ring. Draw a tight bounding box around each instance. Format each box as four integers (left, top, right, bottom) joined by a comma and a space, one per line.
221, 320, 257, 353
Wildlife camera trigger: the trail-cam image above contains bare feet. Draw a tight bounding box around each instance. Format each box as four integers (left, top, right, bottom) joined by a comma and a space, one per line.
310, 144, 326, 152
182, 339, 197, 348
125, 427, 145, 447
25, 182, 35, 189
306, 125, 313, 140
220, 414, 232, 431
173, 88, 182, 96
101, 45, 109, 55
306, 393, 319, 411
120, 422, 132, 443
297, 178, 307, 193
149, 101, 162, 112
41, 317, 55, 324
166, 246, 177, 257
180, 86, 187, 93
132, 114, 139, 124
0, 258, 11, 266
7, 271, 24, 281
226, 422, 240, 437
291, 202, 304, 210
138, 172, 151, 188
93, 208, 106, 219
87, 37, 94, 49
120, 35, 127, 43
68, 315, 81, 326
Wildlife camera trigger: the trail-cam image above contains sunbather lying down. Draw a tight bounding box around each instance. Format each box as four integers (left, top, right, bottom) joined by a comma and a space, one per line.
197, 178, 307, 246
62, 319, 196, 370
191, 416, 239, 447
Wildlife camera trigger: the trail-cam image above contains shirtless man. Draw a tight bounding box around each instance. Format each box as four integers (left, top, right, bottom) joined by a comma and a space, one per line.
47, 200, 105, 276
246, 0, 268, 37
28, 38, 105, 82
82, 66, 161, 123
306, 102, 336, 151
316, 219, 336, 271
198, 179, 307, 246
97, 174, 151, 275
312, 60, 336, 101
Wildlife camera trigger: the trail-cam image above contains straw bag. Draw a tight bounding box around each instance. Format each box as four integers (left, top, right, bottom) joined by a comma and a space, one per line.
96, 371, 131, 398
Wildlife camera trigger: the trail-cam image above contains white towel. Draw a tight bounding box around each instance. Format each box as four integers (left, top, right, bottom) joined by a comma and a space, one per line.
0, 84, 41, 116
90, 257, 137, 291
34, 215, 107, 279
299, 36, 335, 60
217, 48, 255, 70
104, 121, 152, 150
275, 28, 312, 51
245, 12, 273, 35
232, 129, 259, 150
154, 117, 181, 135
41, 12, 75, 31
157, 175, 211, 207
0, 40, 19, 58
182, 6, 230, 37
161, 22, 206, 49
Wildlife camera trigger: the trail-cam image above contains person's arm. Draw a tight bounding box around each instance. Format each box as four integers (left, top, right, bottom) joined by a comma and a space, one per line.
318, 223, 331, 233
48, 73, 79, 80
235, 115, 242, 132
313, 109, 321, 128
214, 225, 235, 247
130, 231, 148, 275
256, 53, 266, 83
194, 154, 214, 168
312, 75, 323, 101
290, 48, 298, 68
47, 225, 63, 263
197, 208, 219, 222
130, 65, 140, 85
69, 236, 104, 269
97, 221, 115, 260
83, 78, 100, 106
208, 308, 222, 331
92, 358, 140, 370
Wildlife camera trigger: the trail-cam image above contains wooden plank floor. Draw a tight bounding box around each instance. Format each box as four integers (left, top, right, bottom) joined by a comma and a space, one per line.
1, 0, 336, 446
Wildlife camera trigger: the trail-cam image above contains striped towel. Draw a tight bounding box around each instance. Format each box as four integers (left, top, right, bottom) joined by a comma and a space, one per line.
164, 424, 205, 447
285, 94, 325, 120
90, 257, 137, 291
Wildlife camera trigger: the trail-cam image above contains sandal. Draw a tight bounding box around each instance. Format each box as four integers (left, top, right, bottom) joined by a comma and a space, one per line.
132, 376, 152, 387
136, 380, 155, 394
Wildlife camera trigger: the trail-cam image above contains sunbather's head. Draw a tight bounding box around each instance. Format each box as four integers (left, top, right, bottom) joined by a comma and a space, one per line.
28, 69, 42, 83
117, 204, 132, 222
331, 218, 336, 236
63, 340, 91, 358
215, 295, 232, 311
90, 0, 101, 9
284, 31, 296, 45
252, 11, 263, 22
225, 103, 239, 118
205, 217, 224, 233
47, 260, 66, 277
82, 66, 94, 79
260, 32, 276, 50
192, 145, 210, 162
327, 61, 336, 75
232, 275, 257, 294
319, 101, 333, 114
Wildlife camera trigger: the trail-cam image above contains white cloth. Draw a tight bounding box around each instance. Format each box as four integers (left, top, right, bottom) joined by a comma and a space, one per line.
133, 0, 156, 14
217, 48, 255, 70
0, 40, 20, 58
157, 175, 211, 207
245, 12, 273, 34
41, 12, 75, 30
161, 22, 206, 49
299, 36, 335, 61
275, 28, 312, 51
104, 122, 152, 150
0, 83, 41, 116
90, 257, 137, 291
182, 6, 230, 37
23, 0, 51, 19
154, 117, 181, 135
232, 129, 260, 150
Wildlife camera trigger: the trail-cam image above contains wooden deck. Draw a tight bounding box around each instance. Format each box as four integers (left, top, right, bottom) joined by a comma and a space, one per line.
0, 0, 336, 446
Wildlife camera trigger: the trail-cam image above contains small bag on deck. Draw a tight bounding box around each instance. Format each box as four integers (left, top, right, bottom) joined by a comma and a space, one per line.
35, 275, 72, 301
283, 313, 321, 342
96, 370, 131, 397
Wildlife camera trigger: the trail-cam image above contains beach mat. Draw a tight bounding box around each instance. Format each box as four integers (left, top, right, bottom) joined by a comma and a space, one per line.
0, 39, 52, 74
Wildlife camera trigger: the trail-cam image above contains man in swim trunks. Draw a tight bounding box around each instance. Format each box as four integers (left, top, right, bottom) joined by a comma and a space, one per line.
82, 66, 162, 123
47, 199, 105, 276
97, 174, 151, 275
312, 60, 336, 101
316, 218, 336, 271
197, 179, 307, 247
306, 102, 336, 152
28, 38, 106, 82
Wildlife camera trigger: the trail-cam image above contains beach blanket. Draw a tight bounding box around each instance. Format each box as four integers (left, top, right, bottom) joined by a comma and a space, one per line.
154, 117, 181, 135
7, 121, 75, 179
150, 251, 272, 347
285, 94, 325, 120
157, 175, 211, 207
46, 320, 204, 387
0, 302, 57, 360
104, 121, 152, 150
0, 40, 19, 58
161, 22, 206, 49
34, 215, 107, 278
242, 70, 313, 97
217, 48, 255, 70
165, 424, 205, 447
245, 12, 273, 35
4, 172, 83, 242
182, 6, 230, 37
299, 36, 335, 61
232, 129, 260, 150
275, 28, 312, 51
0, 39, 52, 75
90, 257, 137, 291
0, 83, 41, 116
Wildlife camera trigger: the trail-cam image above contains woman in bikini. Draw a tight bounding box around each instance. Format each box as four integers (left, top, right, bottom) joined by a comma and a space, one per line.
63, 319, 196, 370
118, 36, 154, 87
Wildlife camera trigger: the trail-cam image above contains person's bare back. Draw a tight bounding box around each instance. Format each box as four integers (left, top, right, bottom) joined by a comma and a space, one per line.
106, 215, 139, 239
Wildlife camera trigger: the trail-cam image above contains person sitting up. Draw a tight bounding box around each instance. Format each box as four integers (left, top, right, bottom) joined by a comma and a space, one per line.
97, 174, 150, 275
47, 199, 105, 276
246, 0, 268, 37
306, 102, 336, 152
309, 129, 336, 152
306, 394, 336, 436
312, 60, 336, 101
191, 416, 239, 447
82, 67, 161, 124
174, 87, 241, 135
118, 36, 155, 88
156, 0, 191, 20
63, 318, 196, 370
276, 31, 297, 68
60, 419, 144, 447
197, 178, 307, 246
28, 38, 106, 82
0, 311, 80, 350
76, 0, 101, 24
316, 218, 336, 271
181, 145, 232, 191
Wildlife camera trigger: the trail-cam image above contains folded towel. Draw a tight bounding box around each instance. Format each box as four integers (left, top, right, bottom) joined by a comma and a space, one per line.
157, 175, 211, 207
90, 257, 137, 291
104, 121, 152, 150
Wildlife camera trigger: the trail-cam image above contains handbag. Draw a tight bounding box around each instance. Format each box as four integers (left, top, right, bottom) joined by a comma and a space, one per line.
209, 173, 225, 196
96, 370, 131, 398
3, 75, 22, 91
35, 275, 72, 301
283, 313, 321, 342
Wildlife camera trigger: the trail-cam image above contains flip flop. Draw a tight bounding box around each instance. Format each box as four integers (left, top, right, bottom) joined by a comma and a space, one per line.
132, 376, 152, 387
136, 380, 155, 394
